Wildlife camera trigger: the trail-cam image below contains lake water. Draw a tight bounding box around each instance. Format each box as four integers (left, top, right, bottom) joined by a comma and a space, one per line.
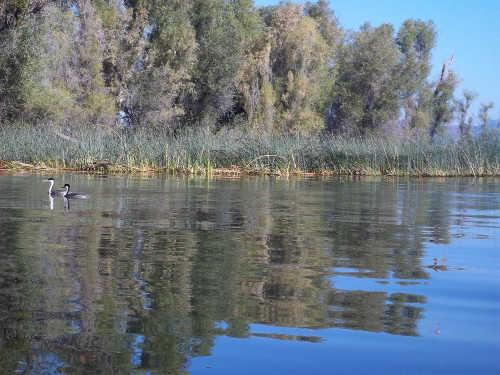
0, 174, 498, 374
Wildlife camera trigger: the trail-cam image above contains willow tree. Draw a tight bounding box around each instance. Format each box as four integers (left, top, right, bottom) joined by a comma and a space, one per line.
0, 0, 52, 123
304, 0, 341, 130
235, 34, 273, 129
396, 19, 436, 130
123, 0, 197, 129
479, 102, 494, 130
276, 15, 330, 132
231, 0, 269, 128
74, 0, 116, 126
331, 23, 401, 134
455, 91, 476, 141
429, 60, 457, 139
190, 0, 250, 127
261, 4, 332, 133
0, 14, 36, 122
1, 1, 116, 127
21, 5, 79, 124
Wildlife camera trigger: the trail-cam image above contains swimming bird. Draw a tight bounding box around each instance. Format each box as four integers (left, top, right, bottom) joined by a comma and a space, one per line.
46, 178, 66, 196
62, 184, 88, 199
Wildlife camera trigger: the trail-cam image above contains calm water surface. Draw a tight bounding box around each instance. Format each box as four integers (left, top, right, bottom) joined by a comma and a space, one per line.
0, 174, 499, 374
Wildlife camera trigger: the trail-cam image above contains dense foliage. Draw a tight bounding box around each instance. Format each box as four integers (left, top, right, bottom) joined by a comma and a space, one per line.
0, 0, 495, 140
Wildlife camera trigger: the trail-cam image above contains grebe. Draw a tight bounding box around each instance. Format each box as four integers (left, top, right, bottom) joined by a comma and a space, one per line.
62, 184, 88, 199
46, 178, 66, 196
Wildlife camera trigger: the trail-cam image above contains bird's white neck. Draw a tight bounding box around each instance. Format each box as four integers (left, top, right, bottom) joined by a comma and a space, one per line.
48, 180, 54, 194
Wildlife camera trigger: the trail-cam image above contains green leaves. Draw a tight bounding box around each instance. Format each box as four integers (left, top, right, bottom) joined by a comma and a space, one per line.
331, 23, 400, 133
0, 1, 476, 139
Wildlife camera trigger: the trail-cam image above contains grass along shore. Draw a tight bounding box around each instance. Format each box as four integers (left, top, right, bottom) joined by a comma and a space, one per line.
0, 126, 499, 176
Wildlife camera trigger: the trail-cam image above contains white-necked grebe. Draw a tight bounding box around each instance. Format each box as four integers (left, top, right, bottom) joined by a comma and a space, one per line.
62, 184, 88, 199
46, 178, 66, 196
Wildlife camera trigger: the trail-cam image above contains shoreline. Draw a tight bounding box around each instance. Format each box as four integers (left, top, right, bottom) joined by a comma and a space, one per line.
1, 160, 498, 178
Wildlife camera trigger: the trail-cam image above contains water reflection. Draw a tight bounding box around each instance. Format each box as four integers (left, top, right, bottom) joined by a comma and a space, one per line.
63, 197, 70, 211
0, 175, 498, 374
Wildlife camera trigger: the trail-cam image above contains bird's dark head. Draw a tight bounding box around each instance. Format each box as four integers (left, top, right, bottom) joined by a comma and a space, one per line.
63, 184, 70, 188
46, 177, 55, 182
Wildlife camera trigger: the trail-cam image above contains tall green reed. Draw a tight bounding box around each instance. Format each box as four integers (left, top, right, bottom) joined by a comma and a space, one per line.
0, 125, 498, 176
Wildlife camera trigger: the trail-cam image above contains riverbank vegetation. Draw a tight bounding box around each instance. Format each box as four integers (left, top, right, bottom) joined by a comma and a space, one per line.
0, 1, 498, 175
1, 126, 498, 176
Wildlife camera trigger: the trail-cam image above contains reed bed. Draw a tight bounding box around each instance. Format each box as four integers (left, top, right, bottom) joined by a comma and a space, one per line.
0, 125, 498, 176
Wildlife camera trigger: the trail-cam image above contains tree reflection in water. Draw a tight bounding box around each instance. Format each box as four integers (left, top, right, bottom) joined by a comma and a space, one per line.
0, 176, 494, 373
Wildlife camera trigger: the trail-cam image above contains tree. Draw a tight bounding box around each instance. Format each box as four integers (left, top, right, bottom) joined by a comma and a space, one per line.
124, 0, 197, 128
304, 0, 341, 130
234, 31, 272, 129
276, 14, 330, 133
0, 0, 489, 141
479, 102, 494, 130
0, 14, 37, 122
305, 0, 341, 48
21, 4, 78, 124
0, 0, 50, 32
190, 0, 251, 127
396, 19, 436, 130
231, 0, 269, 128
74, 0, 116, 126
246, 3, 331, 134
455, 90, 476, 140
1, 1, 117, 127
0, 0, 59, 123
330, 23, 400, 134
429, 58, 457, 139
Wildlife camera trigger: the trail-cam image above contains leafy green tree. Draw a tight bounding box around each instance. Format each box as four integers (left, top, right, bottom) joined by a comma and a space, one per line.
1, 2, 116, 126
0, 0, 489, 141
455, 90, 476, 140
0, 15, 38, 122
304, 1, 341, 131
235, 34, 273, 129
21, 4, 78, 124
74, 0, 116, 126
330, 23, 400, 134
0, 0, 51, 32
230, 0, 269, 128
250, 4, 331, 133
396, 19, 436, 130
429, 64, 457, 139
305, 0, 341, 48
124, 0, 197, 128
190, 0, 247, 127
276, 15, 330, 133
